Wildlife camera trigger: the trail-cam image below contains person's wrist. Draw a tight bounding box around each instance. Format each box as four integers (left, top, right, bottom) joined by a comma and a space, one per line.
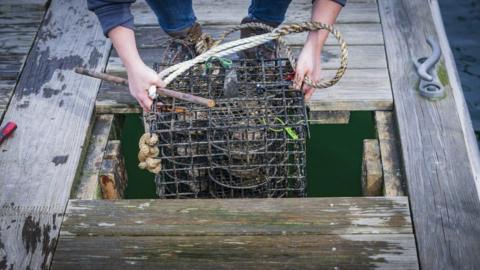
305, 33, 324, 57
124, 56, 145, 72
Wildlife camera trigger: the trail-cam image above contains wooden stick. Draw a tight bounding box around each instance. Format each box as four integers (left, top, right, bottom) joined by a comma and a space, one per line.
74, 67, 215, 108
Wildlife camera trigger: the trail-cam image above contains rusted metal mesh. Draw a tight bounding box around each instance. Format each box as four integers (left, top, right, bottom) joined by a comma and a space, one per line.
146, 58, 308, 198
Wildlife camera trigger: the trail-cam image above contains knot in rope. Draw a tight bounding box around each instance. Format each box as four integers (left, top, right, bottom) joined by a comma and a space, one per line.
195, 32, 219, 55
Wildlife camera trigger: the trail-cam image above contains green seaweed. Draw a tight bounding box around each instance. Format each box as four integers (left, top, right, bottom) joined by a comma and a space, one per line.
437, 61, 450, 86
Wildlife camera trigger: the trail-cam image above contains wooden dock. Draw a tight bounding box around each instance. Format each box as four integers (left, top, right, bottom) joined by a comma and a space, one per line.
0, 0, 479, 269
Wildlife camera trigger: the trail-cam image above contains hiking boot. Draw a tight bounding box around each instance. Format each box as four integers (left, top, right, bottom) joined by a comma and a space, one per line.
161, 22, 206, 65
239, 17, 280, 60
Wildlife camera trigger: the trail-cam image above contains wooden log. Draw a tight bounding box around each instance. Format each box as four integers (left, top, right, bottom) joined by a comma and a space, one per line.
361, 139, 383, 196
52, 197, 418, 269
374, 111, 404, 196
378, 0, 480, 269
99, 140, 128, 200
309, 111, 350, 124
0, 1, 111, 269
72, 114, 115, 200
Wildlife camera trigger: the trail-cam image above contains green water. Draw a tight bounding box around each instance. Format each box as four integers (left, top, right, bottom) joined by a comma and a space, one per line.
122, 115, 157, 199
306, 111, 375, 197
122, 111, 375, 198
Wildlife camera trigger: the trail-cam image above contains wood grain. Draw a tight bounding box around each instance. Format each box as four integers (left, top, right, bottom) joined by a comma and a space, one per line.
379, 0, 480, 269
361, 139, 383, 196
0, 1, 111, 269
52, 197, 418, 269
59, 197, 413, 236
53, 234, 417, 270
0, 4, 45, 25
374, 111, 404, 196
99, 140, 128, 199
429, 0, 480, 194
97, 0, 391, 114
0, 2, 46, 120
308, 68, 392, 111
97, 68, 392, 114
309, 111, 350, 124
131, 0, 381, 26
72, 114, 115, 200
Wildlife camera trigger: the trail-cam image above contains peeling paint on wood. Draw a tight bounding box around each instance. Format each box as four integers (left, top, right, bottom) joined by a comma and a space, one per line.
51, 155, 68, 166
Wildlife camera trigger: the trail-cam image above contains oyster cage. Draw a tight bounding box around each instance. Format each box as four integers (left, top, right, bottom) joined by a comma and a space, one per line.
146, 58, 308, 198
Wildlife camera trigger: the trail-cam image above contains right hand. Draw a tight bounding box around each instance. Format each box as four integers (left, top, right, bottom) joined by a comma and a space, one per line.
126, 63, 166, 111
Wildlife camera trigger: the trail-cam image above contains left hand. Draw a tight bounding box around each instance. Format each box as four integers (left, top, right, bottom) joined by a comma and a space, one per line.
293, 35, 323, 101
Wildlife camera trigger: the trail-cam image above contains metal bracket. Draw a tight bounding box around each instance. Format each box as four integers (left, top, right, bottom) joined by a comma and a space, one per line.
413, 37, 445, 99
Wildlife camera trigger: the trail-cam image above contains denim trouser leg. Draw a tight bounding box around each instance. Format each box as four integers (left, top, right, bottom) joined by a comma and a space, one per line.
145, 0, 197, 33
248, 0, 292, 25
145, 0, 291, 33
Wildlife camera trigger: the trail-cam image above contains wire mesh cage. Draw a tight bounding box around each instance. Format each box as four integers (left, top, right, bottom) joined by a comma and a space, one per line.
146, 57, 308, 198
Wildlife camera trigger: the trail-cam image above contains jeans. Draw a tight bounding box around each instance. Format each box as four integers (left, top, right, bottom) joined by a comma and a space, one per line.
145, 0, 292, 33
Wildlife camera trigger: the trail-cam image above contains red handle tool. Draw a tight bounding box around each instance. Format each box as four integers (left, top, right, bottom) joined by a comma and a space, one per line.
0, 121, 17, 145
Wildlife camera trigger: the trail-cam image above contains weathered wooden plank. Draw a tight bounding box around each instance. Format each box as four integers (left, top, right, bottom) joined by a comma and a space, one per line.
105, 24, 385, 73
309, 23, 384, 46
291, 45, 387, 69
308, 68, 392, 111
72, 114, 115, 200
0, 4, 45, 25
99, 140, 128, 199
378, 1, 480, 269
59, 197, 413, 236
0, 80, 16, 118
0, 2, 46, 120
96, 43, 392, 113
309, 111, 350, 124
106, 45, 386, 74
0, 31, 39, 55
374, 111, 404, 196
429, 0, 480, 193
97, 68, 392, 114
115, 24, 383, 52
53, 234, 418, 270
97, 16, 389, 113
0, 63, 23, 80
52, 197, 418, 269
0, 24, 41, 34
0, 1, 111, 269
361, 139, 383, 196
1, 0, 48, 5
131, 0, 381, 26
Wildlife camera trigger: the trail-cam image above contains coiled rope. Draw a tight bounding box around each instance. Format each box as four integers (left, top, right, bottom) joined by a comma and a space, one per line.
139, 21, 348, 173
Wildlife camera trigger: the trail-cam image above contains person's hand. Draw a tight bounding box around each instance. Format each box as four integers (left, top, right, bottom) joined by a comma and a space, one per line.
126, 63, 165, 111
293, 34, 323, 101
